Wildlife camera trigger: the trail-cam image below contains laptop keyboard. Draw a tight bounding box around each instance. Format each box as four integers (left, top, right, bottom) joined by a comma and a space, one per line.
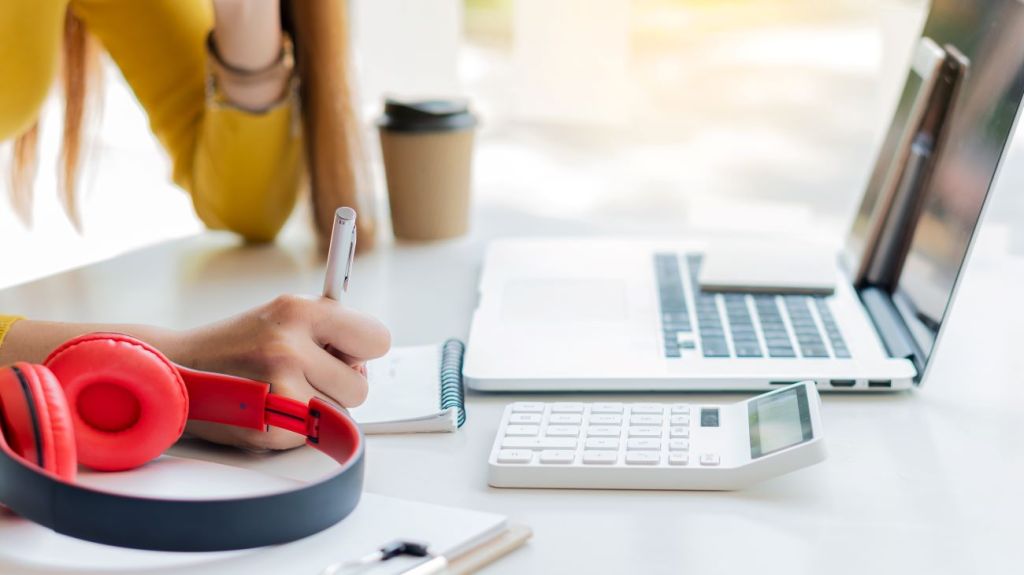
655, 253, 850, 359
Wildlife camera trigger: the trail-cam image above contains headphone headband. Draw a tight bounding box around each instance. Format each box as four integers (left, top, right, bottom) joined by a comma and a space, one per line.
0, 338, 365, 552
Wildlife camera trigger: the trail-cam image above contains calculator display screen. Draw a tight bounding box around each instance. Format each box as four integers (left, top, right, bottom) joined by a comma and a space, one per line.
748, 386, 814, 458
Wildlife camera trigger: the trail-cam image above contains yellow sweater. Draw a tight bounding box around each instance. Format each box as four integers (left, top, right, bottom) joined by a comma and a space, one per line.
0, 0, 303, 241
0, 0, 304, 350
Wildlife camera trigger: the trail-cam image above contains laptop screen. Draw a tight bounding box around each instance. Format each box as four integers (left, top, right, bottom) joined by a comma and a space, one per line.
893, 0, 1024, 361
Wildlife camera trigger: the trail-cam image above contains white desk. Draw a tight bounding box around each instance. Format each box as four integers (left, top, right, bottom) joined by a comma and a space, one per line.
1, 203, 1021, 574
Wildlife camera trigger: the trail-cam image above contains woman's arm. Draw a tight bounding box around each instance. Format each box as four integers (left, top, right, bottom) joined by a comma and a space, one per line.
72, 0, 302, 242
210, 0, 288, 111
0, 296, 390, 450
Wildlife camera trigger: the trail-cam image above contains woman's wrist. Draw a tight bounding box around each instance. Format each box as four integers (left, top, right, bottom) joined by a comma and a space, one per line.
210, 0, 290, 112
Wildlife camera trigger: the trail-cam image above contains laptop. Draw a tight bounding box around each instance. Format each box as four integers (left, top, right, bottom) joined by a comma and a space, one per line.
465, 3, 1024, 392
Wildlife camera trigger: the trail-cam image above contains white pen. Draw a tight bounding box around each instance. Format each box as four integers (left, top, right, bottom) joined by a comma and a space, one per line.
323, 207, 358, 302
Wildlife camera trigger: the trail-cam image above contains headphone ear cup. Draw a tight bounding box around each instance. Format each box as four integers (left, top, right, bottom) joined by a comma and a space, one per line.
0, 364, 77, 481
44, 333, 189, 472
21, 364, 78, 481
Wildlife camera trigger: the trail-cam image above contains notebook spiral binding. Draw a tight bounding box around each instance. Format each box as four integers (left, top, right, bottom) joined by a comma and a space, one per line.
439, 339, 467, 427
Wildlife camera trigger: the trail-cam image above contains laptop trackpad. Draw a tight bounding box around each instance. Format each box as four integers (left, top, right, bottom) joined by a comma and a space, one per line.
501, 279, 628, 323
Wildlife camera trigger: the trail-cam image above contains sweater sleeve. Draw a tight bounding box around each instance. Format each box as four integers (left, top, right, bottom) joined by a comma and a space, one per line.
0, 315, 23, 352
72, 0, 303, 242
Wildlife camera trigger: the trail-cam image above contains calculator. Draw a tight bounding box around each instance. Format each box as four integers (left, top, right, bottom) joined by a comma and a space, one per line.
487, 382, 826, 490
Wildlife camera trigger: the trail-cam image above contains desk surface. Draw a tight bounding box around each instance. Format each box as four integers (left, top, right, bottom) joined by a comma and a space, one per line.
1, 204, 1021, 575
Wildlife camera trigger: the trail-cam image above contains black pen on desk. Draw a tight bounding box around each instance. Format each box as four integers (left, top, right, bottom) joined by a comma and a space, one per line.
323, 207, 357, 302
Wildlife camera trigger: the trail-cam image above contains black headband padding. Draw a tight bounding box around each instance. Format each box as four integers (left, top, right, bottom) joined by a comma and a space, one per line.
0, 443, 363, 551
10, 366, 45, 468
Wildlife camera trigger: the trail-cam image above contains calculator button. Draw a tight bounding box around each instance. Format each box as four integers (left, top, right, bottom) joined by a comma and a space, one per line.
548, 414, 582, 425
668, 453, 689, 466
509, 413, 542, 424
584, 438, 620, 450
591, 403, 624, 414
511, 402, 545, 413
502, 437, 577, 450
626, 438, 661, 451
669, 426, 690, 438
586, 426, 622, 437
625, 452, 660, 465
699, 453, 720, 466
670, 405, 691, 414
540, 450, 576, 464
582, 451, 618, 465
668, 439, 690, 451
550, 403, 584, 413
545, 425, 580, 437
589, 414, 622, 425
631, 404, 665, 414
629, 414, 663, 426
504, 425, 539, 436
497, 449, 534, 464
628, 426, 661, 437
669, 415, 690, 426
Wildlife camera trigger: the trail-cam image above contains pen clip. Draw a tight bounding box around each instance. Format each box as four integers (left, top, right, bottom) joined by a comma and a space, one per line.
342, 226, 357, 293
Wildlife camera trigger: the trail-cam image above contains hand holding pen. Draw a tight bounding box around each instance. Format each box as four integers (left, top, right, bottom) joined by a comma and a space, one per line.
323, 207, 370, 376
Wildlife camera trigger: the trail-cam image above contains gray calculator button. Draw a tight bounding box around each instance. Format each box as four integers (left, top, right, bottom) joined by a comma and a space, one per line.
699, 453, 720, 466
511, 402, 545, 413
626, 438, 661, 451
631, 404, 665, 414
548, 414, 583, 425
668, 453, 689, 466
589, 414, 623, 425
669, 426, 690, 438
591, 403, 624, 414
497, 449, 533, 464
625, 452, 660, 465
628, 426, 661, 437
582, 451, 618, 465
509, 413, 542, 424
540, 450, 576, 464
550, 403, 585, 413
584, 438, 620, 450
668, 439, 690, 451
587, 426, 622, 437
629, 414, 663, 426
504, 425, 539, 436
502, 437, 577, 449
545, 425, 580, 437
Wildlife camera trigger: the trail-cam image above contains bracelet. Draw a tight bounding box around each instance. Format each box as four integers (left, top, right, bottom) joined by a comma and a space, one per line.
206, 31, 295, 113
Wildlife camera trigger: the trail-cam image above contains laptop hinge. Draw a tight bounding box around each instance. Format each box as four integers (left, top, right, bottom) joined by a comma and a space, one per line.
859, 287, 926, 383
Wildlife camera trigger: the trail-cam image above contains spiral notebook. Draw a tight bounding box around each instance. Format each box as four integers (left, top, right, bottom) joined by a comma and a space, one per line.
353, 339, 467, 433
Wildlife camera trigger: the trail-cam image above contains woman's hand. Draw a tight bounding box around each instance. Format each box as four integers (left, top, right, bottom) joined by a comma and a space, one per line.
166, 294, 390, 450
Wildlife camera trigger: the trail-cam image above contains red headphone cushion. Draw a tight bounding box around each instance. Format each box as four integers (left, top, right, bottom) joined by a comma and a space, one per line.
0, 364, 76, 481
22, 364, 77, 481
44, 333, 188, 471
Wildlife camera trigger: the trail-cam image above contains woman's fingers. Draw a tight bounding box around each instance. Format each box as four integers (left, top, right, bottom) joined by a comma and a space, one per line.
299, 339, 369, 407
307, 299, 391, 361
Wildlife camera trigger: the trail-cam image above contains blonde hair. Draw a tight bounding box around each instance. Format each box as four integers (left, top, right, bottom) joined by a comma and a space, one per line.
10, 10, 100, 228
10, 2, 375, 248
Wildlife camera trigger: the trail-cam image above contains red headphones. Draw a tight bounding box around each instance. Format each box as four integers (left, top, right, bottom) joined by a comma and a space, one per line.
0, 332, 364, 551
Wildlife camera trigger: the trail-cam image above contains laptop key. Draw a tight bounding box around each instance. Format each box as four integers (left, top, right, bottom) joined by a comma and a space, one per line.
735, 345, 763, 358
801, 345, 829, 358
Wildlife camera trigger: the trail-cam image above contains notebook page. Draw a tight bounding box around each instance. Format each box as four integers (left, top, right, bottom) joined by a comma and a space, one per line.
355, 344, 442, 424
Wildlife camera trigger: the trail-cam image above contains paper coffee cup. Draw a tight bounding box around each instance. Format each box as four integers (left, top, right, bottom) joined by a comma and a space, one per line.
378, 99, 477, 240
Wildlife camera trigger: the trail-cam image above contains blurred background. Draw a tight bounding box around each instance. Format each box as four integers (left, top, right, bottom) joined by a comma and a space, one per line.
8, 0, 1011, 290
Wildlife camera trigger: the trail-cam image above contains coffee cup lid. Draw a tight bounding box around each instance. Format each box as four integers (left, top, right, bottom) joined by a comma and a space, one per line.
378, 98, 477, 133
